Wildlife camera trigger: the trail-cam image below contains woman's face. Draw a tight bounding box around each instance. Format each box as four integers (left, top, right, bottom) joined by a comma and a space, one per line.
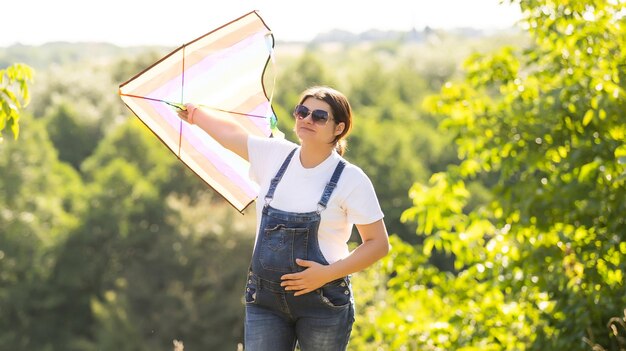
294, 98, 344, 147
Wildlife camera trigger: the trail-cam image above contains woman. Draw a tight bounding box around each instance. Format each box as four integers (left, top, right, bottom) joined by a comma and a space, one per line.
178, 86, 389, 351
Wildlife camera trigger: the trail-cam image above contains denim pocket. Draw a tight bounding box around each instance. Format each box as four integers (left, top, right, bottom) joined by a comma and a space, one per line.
259, 225, 309, 272
318, 278, 351, 309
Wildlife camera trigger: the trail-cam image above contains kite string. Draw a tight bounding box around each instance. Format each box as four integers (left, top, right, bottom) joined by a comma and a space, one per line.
118, 93, 271, 119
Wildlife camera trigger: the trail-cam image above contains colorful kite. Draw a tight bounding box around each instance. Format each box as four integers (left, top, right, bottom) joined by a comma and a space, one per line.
119, 11, 279, 212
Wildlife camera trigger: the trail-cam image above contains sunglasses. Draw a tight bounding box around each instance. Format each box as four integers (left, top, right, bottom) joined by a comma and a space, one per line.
293, 104, 331, 125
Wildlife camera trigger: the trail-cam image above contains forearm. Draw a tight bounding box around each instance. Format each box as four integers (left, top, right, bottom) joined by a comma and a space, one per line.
324, 237, 389, 282
185, 104, 249, 159
281, 220, 390, 295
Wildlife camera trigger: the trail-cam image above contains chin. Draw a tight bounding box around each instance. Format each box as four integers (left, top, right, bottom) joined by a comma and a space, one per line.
295, 129, 314, 139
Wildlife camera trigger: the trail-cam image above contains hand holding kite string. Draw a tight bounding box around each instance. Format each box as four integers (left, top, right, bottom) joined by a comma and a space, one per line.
118, 11, 279, 212
176, 103, 197, 124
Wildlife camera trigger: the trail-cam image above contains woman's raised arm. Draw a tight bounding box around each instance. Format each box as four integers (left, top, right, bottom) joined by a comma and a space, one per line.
177, 103, 250, 160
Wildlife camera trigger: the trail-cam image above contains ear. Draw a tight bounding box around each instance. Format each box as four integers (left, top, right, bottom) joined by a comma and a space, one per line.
334, 122, 345, 136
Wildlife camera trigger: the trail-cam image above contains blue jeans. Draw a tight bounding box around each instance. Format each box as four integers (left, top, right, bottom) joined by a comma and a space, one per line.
244, 272, 355, 351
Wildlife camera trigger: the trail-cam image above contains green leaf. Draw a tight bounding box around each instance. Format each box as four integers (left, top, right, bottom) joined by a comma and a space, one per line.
10, 118, 19, 139
582, 109, 594, 126
423, 237, 435, 255
616, 144, 626, 158
578, 161, 599, 182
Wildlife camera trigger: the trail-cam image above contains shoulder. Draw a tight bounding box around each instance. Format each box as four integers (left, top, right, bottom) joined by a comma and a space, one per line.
334, 157, 378, 196
249, 135, 297, 154
334, 157, 384, 223
248, 135, 298, 163
338, 158, 372, 184
248, 136, 298, 182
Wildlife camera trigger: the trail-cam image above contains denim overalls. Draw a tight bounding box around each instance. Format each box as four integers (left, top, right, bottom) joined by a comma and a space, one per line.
244, 148, 354, 351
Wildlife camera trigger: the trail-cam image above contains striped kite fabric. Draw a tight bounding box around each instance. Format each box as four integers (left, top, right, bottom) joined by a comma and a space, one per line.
119, 11, 278, 212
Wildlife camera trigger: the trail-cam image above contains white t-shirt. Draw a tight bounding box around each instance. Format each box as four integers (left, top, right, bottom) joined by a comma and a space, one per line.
247, 135, 384, 264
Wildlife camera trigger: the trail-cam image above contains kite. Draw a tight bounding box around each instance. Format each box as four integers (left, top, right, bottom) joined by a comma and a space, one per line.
119, 10, 279, 213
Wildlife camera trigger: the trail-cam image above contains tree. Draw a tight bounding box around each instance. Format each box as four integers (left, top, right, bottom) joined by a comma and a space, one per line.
0, 119, 84, 348
43, 101, 103, 169
0, 63, 33, 139
48, 119, 257, 350
28, 60, 129, 169
392, 0, 626, 350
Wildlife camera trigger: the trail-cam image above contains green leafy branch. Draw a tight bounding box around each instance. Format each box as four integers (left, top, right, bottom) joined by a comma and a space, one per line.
1, 63, 34, 139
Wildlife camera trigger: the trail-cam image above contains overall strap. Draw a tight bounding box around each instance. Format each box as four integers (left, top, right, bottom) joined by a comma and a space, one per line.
317, 160, 346, 212
264, 148, 297, 205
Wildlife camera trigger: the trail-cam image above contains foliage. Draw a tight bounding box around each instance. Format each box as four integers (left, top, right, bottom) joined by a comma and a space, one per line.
64, 118, 256, 350
43, 101, 103, 169
0, 120, 84, 349
29, 61, 130, 170
0, 63, 33, 139
388, 0, 626, 350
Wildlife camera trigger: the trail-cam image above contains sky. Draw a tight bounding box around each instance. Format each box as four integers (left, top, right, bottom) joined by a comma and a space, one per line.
1, 0, 523, 47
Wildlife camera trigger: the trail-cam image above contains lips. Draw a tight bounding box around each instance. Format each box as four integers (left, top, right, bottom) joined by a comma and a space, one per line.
298, 126, 316, 132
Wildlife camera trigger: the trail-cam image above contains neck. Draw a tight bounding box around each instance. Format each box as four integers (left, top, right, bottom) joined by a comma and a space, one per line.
299, 143, 334, 168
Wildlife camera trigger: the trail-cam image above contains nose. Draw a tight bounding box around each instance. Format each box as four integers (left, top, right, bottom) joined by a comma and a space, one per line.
301, 113, 315, 123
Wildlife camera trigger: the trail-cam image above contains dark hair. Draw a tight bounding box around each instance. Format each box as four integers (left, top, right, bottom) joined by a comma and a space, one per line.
297, 86, 353, 155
